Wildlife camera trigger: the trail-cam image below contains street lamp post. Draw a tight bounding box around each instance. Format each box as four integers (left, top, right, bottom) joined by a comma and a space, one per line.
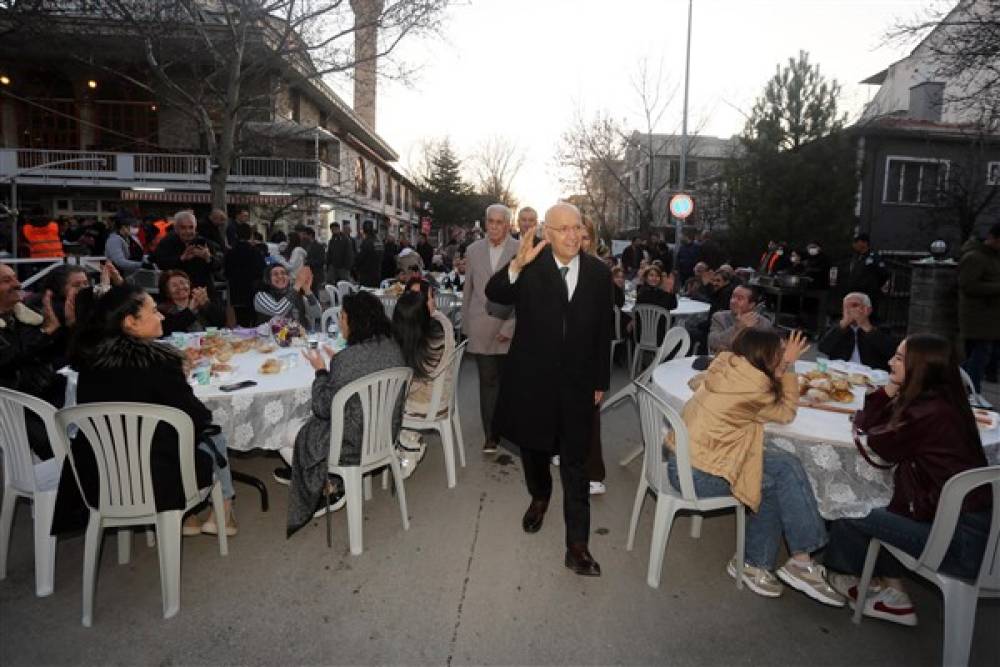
673, 0, 693, 264
7, 157, 108, 258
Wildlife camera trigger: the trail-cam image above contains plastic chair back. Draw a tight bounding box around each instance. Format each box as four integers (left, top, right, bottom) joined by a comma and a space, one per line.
447, 340, 468, 415
613, 305, 625, 342
321, 307, 341, 334
336, 280, 356, 302
918, 466, 1000, 590
636, 383, 698, 501
328, 368, 413, 468
632, 304, 672, 350
636, 327, 690, 383
324, 284, 340, 308
435, 292, 456, 317
419, 340, 467, 421
55, 403, 198, 521
0, 388, 64, 493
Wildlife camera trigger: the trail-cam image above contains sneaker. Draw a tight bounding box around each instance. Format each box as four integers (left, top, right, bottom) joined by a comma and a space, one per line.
551, 455, 560, 466
273, 466, 291, 485
201, 508, 238, 537
313, 488, 346, 518
589, 481, 606, 495
776, 559, 846, 607
727, 557, 783, 598
860, 587, 918, 626
827, 572, 883, 604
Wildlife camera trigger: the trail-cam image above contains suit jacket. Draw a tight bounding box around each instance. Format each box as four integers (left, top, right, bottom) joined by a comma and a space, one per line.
817, 324, 895, 370
461, 237, 519, 355
707, 309, 773, 354
485, 247, 613, 459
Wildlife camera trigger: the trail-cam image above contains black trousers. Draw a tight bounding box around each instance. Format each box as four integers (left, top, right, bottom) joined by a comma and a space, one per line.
474, 353, 504, 442
522, 446, 590, 547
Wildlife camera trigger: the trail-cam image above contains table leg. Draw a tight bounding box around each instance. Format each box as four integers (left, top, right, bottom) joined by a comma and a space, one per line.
232, 470, 269, 512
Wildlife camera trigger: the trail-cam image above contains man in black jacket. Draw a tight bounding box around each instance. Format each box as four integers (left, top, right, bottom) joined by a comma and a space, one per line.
153, 211, 223, 299
354, 222, 384, 287
818, 292, 895, 370
224, 223, 266, 326
325, 222, 355, 284
415, 233, 434, 268
486, 202, 612, 577
299, 225, 326, 296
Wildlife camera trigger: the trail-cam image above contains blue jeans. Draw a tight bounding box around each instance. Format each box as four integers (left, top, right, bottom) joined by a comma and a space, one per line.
824, 508, 992, 580
199, 434, 235, 500
668, 449, 827, 570
962, 339, 993, 394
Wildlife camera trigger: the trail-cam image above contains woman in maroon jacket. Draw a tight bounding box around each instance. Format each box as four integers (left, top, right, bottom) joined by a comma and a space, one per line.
823, 334, 991, 627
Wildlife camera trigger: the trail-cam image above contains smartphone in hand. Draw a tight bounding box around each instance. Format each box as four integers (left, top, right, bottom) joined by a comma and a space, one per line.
220, 380, 257, 392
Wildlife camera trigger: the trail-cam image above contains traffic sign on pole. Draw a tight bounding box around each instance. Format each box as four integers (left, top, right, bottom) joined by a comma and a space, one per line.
669, 193, 694, 220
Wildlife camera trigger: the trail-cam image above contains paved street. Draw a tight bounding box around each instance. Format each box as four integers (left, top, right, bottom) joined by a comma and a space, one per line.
1, 361, 998, 666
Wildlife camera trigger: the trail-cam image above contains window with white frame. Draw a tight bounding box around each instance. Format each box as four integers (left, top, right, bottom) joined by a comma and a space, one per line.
883, 157, 948, 205
988, 161, 1000, 185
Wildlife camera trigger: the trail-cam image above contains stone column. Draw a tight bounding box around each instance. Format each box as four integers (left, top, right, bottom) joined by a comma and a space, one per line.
349, 0, 383, 130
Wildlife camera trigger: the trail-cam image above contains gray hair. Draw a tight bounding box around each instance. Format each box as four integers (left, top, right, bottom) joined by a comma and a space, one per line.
844, 292, 872, 308
173, 210, 196, 226
485, 203, 512, 223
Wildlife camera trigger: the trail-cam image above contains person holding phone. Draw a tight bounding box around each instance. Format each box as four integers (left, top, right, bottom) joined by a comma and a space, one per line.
152, 210, 223, 299
708, 285, 773, 354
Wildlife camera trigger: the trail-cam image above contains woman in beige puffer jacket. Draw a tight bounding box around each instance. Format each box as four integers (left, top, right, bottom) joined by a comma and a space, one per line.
667, 329, 843, 607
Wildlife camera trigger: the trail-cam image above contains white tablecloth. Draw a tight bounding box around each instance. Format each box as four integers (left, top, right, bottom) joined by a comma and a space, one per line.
651, 358, 1000, 519
622, 296, 710, 318
194, 349, 316, 452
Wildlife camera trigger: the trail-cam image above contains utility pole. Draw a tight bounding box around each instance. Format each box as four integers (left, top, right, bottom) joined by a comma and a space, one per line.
673, 0, 693, 264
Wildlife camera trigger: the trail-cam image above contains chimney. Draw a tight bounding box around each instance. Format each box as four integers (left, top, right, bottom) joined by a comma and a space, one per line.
908, 82, 944, 122
350, 0, 383, 130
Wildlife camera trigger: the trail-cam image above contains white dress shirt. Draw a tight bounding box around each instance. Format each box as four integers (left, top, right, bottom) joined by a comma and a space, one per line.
488, 240, 506, 272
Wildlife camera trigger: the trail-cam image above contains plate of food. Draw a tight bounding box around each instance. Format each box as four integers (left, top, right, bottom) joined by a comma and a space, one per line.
974, 409, 998, 431
259, 357, 282, 375
798, 370, 856, 405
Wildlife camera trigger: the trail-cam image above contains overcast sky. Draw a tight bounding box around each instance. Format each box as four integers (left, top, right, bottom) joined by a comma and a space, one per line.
332, 0, 937, 214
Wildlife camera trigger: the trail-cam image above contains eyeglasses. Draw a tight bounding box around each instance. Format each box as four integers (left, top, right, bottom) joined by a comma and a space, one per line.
547, 224, 583, 236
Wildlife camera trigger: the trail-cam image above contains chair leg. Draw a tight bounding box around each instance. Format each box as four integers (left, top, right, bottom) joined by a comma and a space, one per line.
647, 496, 678, 589
81, 513, 102, 627
342, 470, 364, 556
154, 511, 183, 620
939, 578, 978, 667
0, 489, 18, 581
439, 421, 457, 489
146, 527, 156, 547
630, 346, 640, 379
735, 505, 746, 590
209, 483, 228, 557
690, 515, 703, 539
853, 539, 882, 624
453, 410, 466, 469
626, 477, 649, 551
32, 491, 58, 597
363, 474, 373, 501
117, 528, 131, 565
389, 457, 410, 531
381, 468, 389, 491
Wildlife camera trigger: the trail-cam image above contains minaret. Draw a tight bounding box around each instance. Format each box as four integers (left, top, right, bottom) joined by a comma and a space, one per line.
350, 0, 383, 129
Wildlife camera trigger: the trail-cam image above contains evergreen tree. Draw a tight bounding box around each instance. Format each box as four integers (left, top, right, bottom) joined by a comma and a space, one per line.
420, 140, 484, 229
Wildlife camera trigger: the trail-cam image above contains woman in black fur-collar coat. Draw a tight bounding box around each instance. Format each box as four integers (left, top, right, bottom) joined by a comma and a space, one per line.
51, 285, 234, 535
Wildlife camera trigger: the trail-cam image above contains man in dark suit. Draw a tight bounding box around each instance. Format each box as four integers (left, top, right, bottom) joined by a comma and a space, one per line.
818, 292, 896, 370
485, 203, 613, 577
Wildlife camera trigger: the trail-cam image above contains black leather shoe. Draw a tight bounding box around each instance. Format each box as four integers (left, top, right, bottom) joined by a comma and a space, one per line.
521, 499, 549, 533
565, 544, 601, 576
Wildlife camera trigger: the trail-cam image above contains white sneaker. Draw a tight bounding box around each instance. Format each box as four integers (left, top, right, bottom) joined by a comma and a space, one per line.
727, 557, 783, 598
776, 559, 845, 607
551, 455, 560, 466
589, 481, 606, 495
860, 587, 918, 626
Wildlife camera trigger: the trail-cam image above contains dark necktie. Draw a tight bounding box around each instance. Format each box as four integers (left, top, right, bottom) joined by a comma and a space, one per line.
559, 266, 569, 299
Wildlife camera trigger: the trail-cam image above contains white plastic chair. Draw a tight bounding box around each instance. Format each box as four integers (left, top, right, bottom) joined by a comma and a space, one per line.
327, 367, 413, 556
54, 403, 228, 626
610, 304, 631, 375
434, 292, 457, 318
0, 388, 65, 597
626, 383, 746, 589
853, 466, 1000, 667
611, 327, 691, 466
402, 341, 468, 488
630, 304, 672, 379
379, 278, 395, 289
324, 284, 340, 308
379, 295, 396, 320
320, 306, 341, 334
336, 280, 356, 303
959, 366, 991, 409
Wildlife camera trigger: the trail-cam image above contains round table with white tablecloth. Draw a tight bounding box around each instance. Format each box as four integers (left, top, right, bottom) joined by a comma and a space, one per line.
194, 348, 316, 452
651, 358, 1000, 520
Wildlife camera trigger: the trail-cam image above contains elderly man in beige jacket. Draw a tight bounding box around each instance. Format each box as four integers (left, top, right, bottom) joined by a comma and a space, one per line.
462, 203, 519, 453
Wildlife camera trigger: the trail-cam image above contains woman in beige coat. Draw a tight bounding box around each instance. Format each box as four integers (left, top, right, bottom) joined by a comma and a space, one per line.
671, 329, 843, 606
